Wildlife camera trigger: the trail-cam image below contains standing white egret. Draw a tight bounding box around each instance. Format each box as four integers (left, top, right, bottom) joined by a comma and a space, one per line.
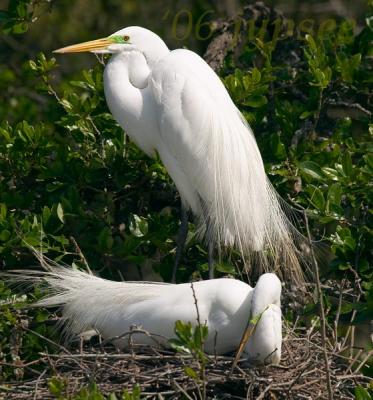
17, 266, 282, 364
54, 27, 302, 283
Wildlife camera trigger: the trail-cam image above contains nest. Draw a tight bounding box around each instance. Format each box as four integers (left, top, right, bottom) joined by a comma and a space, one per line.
1, 322, 370, 400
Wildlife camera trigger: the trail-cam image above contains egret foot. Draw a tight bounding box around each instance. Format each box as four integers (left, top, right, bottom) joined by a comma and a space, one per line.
171, 206, 188, 283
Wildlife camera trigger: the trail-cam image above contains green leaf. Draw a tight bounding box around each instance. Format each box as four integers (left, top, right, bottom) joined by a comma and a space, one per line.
0, 203, 7, 220
355, 385, 371, 400
322, 167, 339, 180
12, 22, 28, 34
305, 34, 317, 51
251, 67, 261, 83
308, 185, 325, 211
184, 366, 199, 380
42, 206, 51, 224
299, 161, 324, 180
98, 227, 113, 250
129, 214, 148, 237
0, 230, 10, 241
344, 236, 356, 251
342, 152, 353, 177
169, 339, 191, 354
48, 377, 65, 396
300, 111, 313, 119
16, 4, 27, 18
193, 324, 208, 347
56, 203, 64, 223
28, 60, 37, 71
243, 95, 268, 108
270, 133, 287, 159
327, 183, 342, 207
174, 320, 193, 342
215, 262, 236, 274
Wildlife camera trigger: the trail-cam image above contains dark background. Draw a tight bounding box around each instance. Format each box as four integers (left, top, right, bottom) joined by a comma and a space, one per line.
0, 0, 368, 77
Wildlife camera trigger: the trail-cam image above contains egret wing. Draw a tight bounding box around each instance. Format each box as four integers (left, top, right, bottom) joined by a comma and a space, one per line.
150, 50, 268, 252
149, 50, 300, 279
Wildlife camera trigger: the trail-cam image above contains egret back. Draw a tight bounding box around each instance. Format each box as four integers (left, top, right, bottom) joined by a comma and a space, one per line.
9, 265, 256, 355
149, 49, 302, 282
5, 262, 282, 363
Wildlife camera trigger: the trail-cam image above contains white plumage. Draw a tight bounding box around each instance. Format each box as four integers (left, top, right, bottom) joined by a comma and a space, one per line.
55, 27, 303, 282
20, 266, 282, 364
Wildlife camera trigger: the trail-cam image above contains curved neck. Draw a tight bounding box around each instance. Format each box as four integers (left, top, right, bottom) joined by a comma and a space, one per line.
103, 51, 159, 156
110, 51, 151, 89
140, 40, 169, 67
250, 274, 281, 317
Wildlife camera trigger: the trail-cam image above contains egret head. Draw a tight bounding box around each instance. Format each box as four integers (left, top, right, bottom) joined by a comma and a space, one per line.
54, 26, 169, 65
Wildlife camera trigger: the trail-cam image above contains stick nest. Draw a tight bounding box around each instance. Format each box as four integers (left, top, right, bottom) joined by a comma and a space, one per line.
1, 322, 370, 399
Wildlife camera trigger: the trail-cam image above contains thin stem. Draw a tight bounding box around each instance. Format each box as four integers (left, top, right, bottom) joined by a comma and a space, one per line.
313, 88, 323, 134
190, 282, 207, 400
70, 236, 92, 275
303, 210, 333, 400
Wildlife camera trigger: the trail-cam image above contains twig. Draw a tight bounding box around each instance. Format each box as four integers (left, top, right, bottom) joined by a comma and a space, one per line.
256, 384, 273, 400
70, 236, 92, 275
355, 350, 373, 374
287, 358, 313, 393
173, 379, 195, 400
346, 349, 363, 373
303, 209, 333, 400
33, 369, 46, 400
334, 278, 345, 350
22, 327, 71, 355
190, 282, 207, 400
100, 327, 168, 348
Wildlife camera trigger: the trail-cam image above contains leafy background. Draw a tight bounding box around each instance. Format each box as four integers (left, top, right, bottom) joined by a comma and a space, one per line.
0, 0, 372, 397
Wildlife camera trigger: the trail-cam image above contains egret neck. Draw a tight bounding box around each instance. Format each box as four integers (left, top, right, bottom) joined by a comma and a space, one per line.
250, 272, 282, 316
103, 37, 169, 157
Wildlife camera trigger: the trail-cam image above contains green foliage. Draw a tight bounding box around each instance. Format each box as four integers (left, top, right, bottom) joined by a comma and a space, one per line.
170, 320, 209, 358
47, 377, 141, 400
0, 0, 53, 34
222, 11, 372, 369
304, 34, 332, 89
121, 385, 141, 400
170, 319, 209, 388
355, 385, 372, 400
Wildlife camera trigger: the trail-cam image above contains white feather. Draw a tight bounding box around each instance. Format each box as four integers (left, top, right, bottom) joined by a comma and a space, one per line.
9, 265, 282, 363
103, 27, 303, 282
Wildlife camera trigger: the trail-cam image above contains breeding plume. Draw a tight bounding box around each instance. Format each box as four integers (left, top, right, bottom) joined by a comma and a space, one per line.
55, 27, 301, 282
16, 266, 282, 364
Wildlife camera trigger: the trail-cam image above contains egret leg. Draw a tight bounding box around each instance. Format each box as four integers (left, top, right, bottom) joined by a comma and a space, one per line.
171, 206, 188, 283
208, 239, 214, 279
205, 215, 215, 279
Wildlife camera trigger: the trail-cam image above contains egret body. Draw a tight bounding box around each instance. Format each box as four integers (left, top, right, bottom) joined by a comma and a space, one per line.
26, 268, 282, 364
55, 27, 302, 282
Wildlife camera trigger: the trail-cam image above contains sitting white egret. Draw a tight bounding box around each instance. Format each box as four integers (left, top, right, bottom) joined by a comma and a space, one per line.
20, 267, 282, 364
54, 27, 302, 282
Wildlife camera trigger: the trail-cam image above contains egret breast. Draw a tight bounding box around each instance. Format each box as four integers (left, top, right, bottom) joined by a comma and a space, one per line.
104, 52, 157, 157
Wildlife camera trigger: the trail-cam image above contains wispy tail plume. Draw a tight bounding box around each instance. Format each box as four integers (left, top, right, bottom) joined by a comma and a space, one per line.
194, 103, 304, 284
4, 258, 167, 339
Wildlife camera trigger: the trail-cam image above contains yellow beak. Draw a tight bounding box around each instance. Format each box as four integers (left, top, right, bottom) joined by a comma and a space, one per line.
53, 38, 113, 53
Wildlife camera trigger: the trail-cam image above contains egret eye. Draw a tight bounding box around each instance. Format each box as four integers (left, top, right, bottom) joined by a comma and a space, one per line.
123, 35, 130, 42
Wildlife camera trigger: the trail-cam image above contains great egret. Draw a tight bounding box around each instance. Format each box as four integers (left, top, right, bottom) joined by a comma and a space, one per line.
19, 266, 282, 364
54, 27, 302, 283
